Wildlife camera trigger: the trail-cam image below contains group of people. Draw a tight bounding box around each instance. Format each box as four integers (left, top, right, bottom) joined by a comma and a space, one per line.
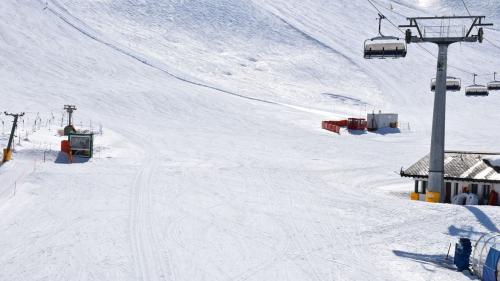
452, 187, 498, 206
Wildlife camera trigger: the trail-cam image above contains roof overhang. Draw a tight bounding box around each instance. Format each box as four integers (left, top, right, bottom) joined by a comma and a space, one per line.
400, 172, 500, 184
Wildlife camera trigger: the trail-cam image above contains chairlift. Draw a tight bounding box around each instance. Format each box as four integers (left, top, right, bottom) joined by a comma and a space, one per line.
487, 72, 500, 91
364, 14, 407, 59
430, 76, 461, 92
465, 74, 489, 97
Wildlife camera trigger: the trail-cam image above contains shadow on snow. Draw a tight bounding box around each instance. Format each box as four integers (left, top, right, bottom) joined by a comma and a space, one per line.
54, 152, 90, 164
370, 128, 401, 135
464, 206, 499, 233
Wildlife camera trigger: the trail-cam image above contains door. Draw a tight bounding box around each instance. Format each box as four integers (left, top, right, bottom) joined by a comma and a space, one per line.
471, 184, 478, 195
445, 182, 452, 203
483, 185, 491, 204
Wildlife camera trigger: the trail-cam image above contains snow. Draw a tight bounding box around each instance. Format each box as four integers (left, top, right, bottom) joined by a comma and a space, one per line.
0, 0, 499, 280
485, 156, 500, 168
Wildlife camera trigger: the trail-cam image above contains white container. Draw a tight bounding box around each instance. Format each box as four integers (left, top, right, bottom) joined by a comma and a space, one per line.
367, 112, 398, 131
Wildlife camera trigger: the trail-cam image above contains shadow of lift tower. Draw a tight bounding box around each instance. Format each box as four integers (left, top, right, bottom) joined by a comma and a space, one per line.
398, 16, 493, 203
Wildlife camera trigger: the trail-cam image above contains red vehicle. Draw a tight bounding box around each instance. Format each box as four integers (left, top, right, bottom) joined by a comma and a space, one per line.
347, 118, 367, 131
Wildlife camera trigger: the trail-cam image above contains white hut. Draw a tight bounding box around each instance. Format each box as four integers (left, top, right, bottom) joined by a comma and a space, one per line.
401, 151, 500, 205
367, 111, 398, 131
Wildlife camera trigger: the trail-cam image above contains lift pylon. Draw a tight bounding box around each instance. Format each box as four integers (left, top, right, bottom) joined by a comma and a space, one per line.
63, 105, 77, 136
487, 72, 500, 91
399, 16, 493, 203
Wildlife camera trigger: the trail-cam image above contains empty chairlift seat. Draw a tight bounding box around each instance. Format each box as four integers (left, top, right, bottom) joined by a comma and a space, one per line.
488, 81, 500, 91
364, 37, 407, 59
363, 14, 407, 60
466, 85, 489, 97
466, 74, 489, 97
431, 77, 461, 91
488, 72, 500, 91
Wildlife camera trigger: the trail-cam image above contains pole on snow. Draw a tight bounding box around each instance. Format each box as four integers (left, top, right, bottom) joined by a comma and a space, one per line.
63, 105, 77, 136
3, 112, 25, 163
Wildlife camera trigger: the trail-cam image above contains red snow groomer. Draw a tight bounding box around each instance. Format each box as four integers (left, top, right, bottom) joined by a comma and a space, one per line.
347, 118, 367, 131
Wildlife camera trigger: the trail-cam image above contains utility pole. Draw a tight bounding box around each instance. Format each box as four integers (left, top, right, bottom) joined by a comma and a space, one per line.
3, 112, 25, 163
64, 105, 76, 126
400, 16, 493, 203
63, 105, 77, 135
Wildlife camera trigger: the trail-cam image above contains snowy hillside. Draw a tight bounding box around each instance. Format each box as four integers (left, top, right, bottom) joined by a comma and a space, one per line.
0, 0, 499, 280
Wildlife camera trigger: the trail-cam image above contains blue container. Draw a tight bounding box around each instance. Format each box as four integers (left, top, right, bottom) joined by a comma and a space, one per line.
454, 238, 472, 271
482, 248, 499, 281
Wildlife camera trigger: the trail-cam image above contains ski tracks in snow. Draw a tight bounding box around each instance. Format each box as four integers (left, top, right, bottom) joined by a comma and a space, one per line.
129, 157, 175, 281
39, 0, 343, 119
40, 0, 284, 107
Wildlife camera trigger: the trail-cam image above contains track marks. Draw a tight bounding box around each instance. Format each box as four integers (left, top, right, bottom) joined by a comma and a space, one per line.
129, 159, 174, 281
41, 0, 281, 107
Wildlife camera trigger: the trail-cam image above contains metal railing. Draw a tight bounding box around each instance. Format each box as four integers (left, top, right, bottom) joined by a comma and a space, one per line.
423, 25, 467, 38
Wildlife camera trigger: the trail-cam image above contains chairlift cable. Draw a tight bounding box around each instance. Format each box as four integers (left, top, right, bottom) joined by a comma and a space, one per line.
460, 0, 500, 52
371, 0, 408, 19
366, 0, 404, 34
484, 27, 500, 32
460, 0, 500, 79
366, 0, 494, 77
460, 0, 473, 16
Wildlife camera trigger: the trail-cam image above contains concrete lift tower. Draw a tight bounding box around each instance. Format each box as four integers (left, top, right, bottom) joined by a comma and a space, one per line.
400, 16, 493, 203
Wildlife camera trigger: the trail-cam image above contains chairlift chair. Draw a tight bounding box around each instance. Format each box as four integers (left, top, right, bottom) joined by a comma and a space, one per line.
465, 74, 489, 97
364, 14, 407, 59
430, 76, 461, 92
487, 72, 500, 91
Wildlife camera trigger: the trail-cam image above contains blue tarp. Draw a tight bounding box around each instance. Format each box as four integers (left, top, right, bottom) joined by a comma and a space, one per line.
483, 248, 500, 281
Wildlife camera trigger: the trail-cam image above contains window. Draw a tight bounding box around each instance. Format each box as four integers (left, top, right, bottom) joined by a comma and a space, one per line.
471, 184, 478, 194
454, 183, 459, 195
422, 181, 428, 194
414, 181, 419, 193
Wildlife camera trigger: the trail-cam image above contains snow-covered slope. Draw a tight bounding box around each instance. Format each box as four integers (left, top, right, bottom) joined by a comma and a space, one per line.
46, 0, 500, 127
0, 0, 499, 280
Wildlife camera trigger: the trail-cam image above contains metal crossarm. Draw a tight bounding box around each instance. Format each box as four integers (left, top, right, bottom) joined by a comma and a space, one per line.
399, 16, 493, 44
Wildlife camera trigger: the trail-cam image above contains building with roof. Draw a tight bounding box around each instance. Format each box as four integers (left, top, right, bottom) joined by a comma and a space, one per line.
401, 151, 500, 205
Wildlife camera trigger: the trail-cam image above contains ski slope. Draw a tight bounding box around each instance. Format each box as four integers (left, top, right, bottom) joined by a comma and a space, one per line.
0, 0, 499, 280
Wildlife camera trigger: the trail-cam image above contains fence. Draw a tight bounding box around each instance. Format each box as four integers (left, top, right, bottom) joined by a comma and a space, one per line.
322, 121, 341, 134
1, 111, 103, 148
423, 24, 467, 38
398, 121, 413, 132
0, 111, 105, 205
